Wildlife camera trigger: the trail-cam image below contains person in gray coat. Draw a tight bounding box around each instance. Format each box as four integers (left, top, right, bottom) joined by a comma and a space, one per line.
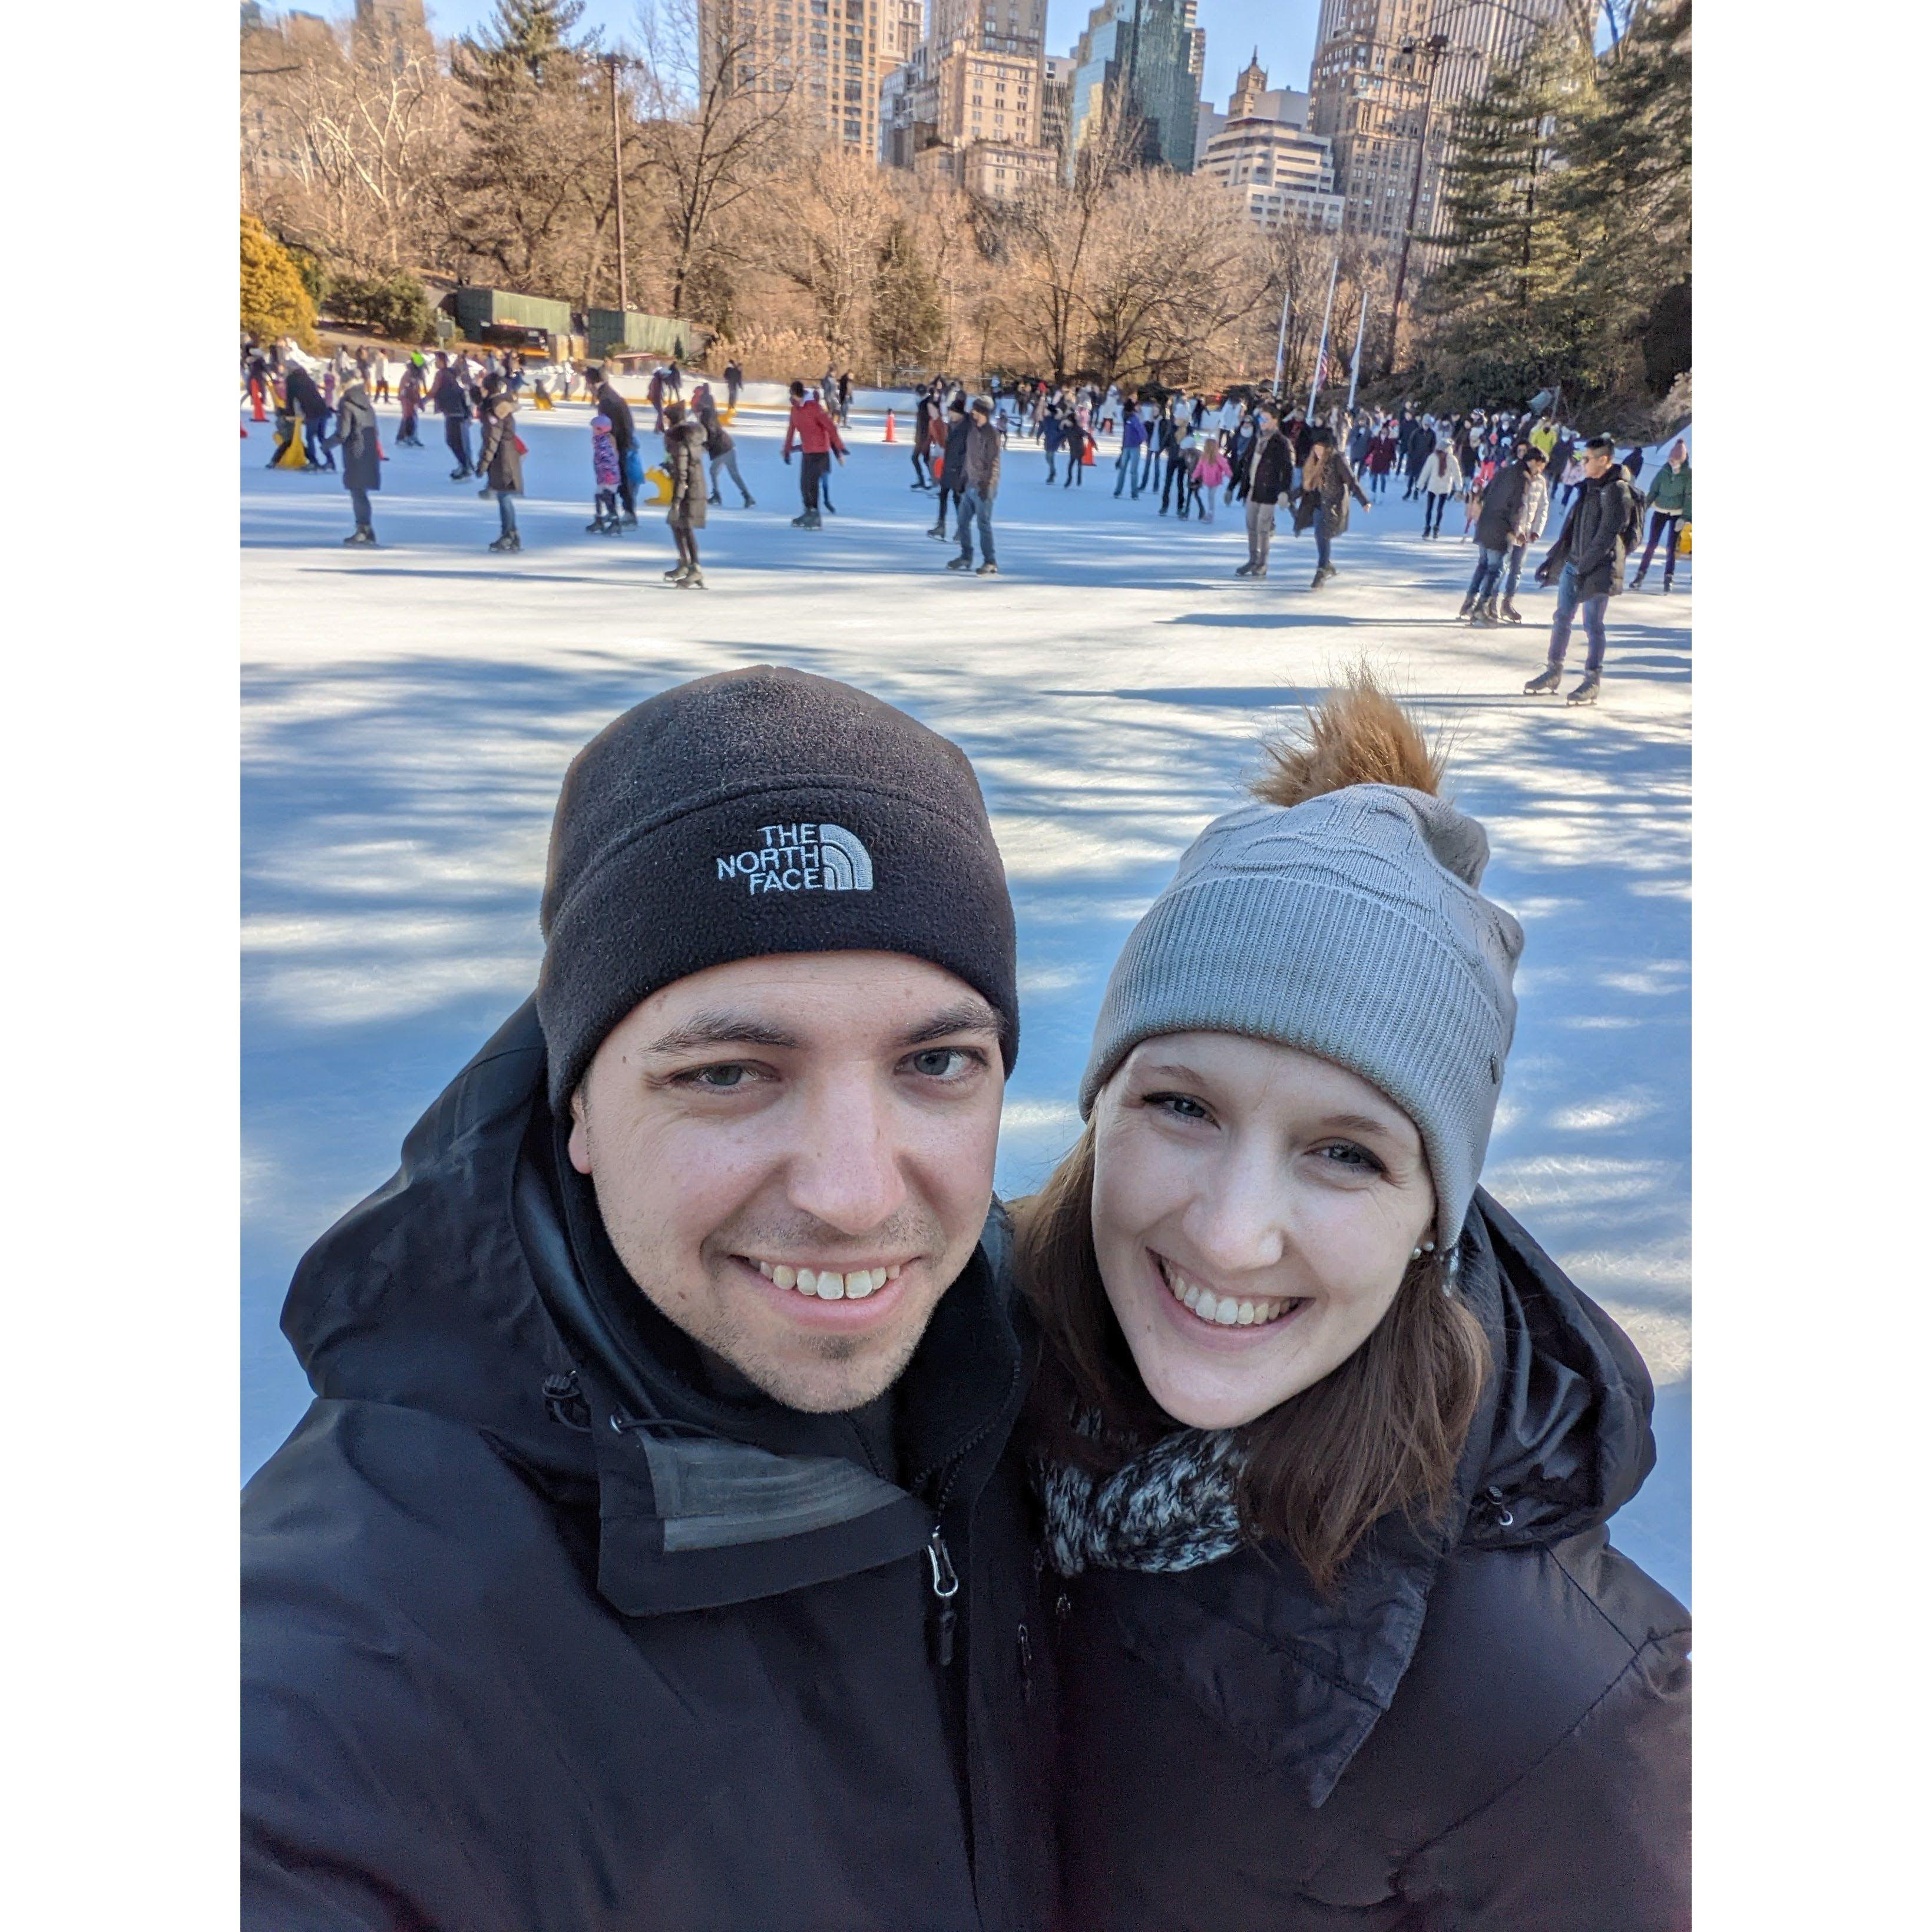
477, 376, 524, 553
662, 402, 708, 587
325, 379, 382, 546
948, 398, 1002, 577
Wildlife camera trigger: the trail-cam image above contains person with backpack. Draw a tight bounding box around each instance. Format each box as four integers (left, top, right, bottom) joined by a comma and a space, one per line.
1523, 436, 1641, 706
431, 352, 474, 480
1630, 441, 1690, 592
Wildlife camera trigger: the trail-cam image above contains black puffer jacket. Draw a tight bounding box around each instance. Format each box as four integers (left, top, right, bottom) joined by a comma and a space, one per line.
664, 417, 707, 527
1539, 466, 1640, 598
1054, 1192, 1689, 1931
243, 1000, 1059, 1932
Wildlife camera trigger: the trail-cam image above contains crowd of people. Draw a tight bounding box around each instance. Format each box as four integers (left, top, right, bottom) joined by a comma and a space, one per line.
244, 336, 1690, 694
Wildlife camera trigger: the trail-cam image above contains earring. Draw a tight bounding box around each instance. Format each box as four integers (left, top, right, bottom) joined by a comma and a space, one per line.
1410, 1239, 1437, 1261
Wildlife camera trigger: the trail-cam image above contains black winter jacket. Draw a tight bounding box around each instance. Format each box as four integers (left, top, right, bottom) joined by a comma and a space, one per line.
285, 363, 327, 422
1249, 431, 1293, 506
1473, 461, 1532, 553
430, 367, 469, 418
1539, 466, 1640, 599
242, 1001, 1060, 1932
664, 417, 707, 527
941, 414, 972, 488
1054, 1192, 1689, 1932
325, 385, 381, 493
596, 381, 636, 452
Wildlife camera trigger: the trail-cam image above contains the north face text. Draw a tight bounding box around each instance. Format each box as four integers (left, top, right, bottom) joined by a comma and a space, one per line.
714, 822, 875, 895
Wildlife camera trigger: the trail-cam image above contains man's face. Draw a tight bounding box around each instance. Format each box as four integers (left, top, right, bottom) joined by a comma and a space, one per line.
1583, 446, 1613, 479
568, 952, 1006, 1414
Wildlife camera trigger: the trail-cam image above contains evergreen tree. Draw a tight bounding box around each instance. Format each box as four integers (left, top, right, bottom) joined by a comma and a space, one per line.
868, 224, 945, 376
1415, 27, 1595, 406
461, 0, 591, 82
240, 213, 319, 350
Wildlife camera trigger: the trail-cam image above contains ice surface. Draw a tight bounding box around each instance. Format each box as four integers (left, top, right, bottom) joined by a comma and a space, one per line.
242, 393, 1690, 1603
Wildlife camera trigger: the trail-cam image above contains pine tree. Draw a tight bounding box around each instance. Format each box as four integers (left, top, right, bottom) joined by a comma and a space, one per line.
461, 0, 591, 82
1416, 28, 1596, 406
240, 213, 319, 350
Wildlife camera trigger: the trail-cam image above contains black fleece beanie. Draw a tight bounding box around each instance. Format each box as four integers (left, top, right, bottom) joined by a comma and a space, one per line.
537, 666, 1018, 1108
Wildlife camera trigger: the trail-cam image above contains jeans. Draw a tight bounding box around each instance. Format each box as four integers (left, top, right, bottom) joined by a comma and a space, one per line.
1504, 543, 1530, 601
1636, 511, 1680, 584
1160, 456, 1186, 512
497, 492, 518, 537
1422, 492, 1448, 537
1546, 562, 1609, 673
912, 445, 931, 487
1467, 544, 1508, 601
1140, 442, 1158, 489
800, 450, 830, 512
349, 485, 373, 531
1114, 446, 1143, 496
712, 448, 750, 501
305, 413, 332, 467
445, 416, 471, 471
1245, 497, 1276, 571
1064, 444, 1083, 486
1313, 522, 1333, 571
955, 487, 995, 565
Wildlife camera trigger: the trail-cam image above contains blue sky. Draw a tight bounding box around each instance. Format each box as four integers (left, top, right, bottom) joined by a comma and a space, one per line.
322, 0, 1324, 109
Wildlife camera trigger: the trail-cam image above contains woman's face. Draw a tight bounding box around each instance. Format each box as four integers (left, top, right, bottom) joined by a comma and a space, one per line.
1090, 1033, 1437, 1432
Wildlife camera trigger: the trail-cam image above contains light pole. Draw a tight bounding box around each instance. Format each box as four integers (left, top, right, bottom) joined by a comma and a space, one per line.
606, 53, 634, 313
1384, 31, 1449, 380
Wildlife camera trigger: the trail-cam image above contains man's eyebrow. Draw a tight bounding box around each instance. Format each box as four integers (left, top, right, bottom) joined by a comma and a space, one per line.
899, 999, 1004, 1047
644, 1013, 802, 1056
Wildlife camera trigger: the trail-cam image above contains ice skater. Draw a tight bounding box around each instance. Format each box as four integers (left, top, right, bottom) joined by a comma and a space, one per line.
1630, 440, 1690, 592
432, 352, 474, 479
1523, 436, 1639, 706
1301, 426, 1371, 588
699, 393, 753, 508
587, 411, 621, 533
946, 397, 1000, 577
1419, 445, 1461, 537
661, 400, 707, 588
325, 374, 382, 546
782, 378, 845, 530
477, 374, 523, 553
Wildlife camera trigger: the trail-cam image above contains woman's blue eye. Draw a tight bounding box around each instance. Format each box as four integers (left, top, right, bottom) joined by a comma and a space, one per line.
1149, 1093, 1210, 1121
1318, 1142, 1381, 1170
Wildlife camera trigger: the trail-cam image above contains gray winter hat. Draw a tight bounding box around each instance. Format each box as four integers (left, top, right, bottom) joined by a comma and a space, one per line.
1078, 782, 1524, 1246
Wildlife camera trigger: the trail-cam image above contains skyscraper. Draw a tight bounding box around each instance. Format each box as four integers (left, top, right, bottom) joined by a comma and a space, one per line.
1306, 0, 1581, 244
1066, 0, 1201, 177
701, 0, 888, 157
929, 0, 1044, 61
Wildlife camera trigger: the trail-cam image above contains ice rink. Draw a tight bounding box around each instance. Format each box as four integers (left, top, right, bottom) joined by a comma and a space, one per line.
241, 392, 1692, 1602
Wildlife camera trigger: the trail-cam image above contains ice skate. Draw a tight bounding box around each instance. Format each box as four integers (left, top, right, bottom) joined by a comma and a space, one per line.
1457, 594, 1477, 621
342, 527, 376, 547
1501, 597, 1524, 623
677, 568, 704, 589
1523, 665, 1562, 696
1566, 673, 1602, 706
947, 555, 972, 571
664, 564, 689, 582
1235, 562, 1256, 577
1470, 597, 1499, 627
488, 531, 521, 553
975, 561, 998, 577
740, 494, 755, 508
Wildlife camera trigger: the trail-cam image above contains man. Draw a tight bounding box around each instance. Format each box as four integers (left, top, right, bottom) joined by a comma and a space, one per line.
431, 350, 474, 479
1460, 446, 1548, 626
1631, 439, 1690, 592
912, 382, 939, 491
243, 667, 1059, 1930
592, 365, 640, 527
782, 378, 847, 530
1402, 415, 1437, 500
1236, 405, 1291, 580
929, 396, 970, 541
1524, 435, 1640, 706
1114, 406, 1147, 499
285, 358, 332, 471
724, 357, 743, 409
947, 396, 1001, 577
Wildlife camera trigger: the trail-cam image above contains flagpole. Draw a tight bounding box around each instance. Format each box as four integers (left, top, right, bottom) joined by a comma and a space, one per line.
1306, 254, 1339, 421
1271, 280, 1292, 395
1345, 292, 1368, 413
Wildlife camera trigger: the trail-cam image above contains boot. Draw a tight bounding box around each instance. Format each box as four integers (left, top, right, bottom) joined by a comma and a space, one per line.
1457, 593, 1477, 621
740, 493, 755, 508
1629, 569, 1647, 590
586, 515, 607, 533
975, 561, 998, 577
927, 523, 949, 539
800, 510, 822, 530
1566, 673, 1601, 706
1470, 597, 1498, 627
488, 530, 521, 552
1235, 561, 1256, 578
947, 554, 972, 571
1500, 597, 1524, 623
707, 491, 722, 506
1523, 664, 1562, 696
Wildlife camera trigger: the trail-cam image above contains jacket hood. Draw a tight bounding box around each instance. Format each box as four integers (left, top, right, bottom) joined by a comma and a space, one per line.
1087, 1189, 1658, 1807
278, 998, 1027, 1617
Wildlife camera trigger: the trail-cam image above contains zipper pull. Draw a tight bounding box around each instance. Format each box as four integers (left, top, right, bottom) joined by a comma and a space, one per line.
925, 1527, 960, 1669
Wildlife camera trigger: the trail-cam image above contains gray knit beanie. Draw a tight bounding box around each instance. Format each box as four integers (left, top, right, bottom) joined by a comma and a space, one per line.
1079, 779, 1524, 1246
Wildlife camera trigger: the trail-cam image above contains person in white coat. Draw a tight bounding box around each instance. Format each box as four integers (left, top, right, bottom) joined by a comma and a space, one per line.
1420, 446, 1464, 538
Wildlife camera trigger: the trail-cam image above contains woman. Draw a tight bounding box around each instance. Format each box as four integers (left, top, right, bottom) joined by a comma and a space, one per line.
1019, 676, 1689, 1931
324, 376, 382, 546
1419, 443, 1463, 538
1299, 426, 1371, 589
661, 399, 707, 587
1632, 439, 1691, 591
476, 373, 523, 553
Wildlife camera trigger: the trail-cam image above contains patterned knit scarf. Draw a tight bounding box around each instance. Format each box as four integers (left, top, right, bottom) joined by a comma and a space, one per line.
1037, 1424, 1249, 1579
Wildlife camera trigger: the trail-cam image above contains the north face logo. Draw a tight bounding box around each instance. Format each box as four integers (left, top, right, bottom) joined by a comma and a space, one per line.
714, 822, 875, 895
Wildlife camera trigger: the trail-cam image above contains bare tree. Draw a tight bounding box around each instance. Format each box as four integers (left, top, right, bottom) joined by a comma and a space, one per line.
240, 13, 458, 274
745, 142, 895, 364
633, 0, 799, 320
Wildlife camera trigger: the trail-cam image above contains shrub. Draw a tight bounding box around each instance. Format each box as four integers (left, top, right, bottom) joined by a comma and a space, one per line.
241, 213, 319, 352
326, 270, 439, 345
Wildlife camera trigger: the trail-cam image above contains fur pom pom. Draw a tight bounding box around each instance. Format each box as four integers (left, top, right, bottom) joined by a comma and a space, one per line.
1252, 666, 1443, 808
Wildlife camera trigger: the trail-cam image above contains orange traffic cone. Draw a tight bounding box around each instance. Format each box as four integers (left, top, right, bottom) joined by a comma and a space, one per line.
884, 409, 897, 443
250, 380, 267, 422
1081, 435, 1095, 465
